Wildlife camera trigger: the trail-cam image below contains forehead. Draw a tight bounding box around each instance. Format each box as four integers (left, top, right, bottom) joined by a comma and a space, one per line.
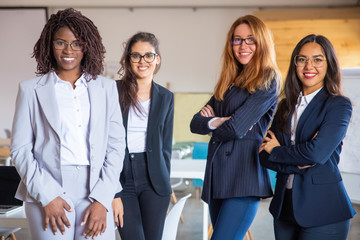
233, 23, 253, 37
299, 42, 325, 56
53, 26, 77, 40
131, 41, 155, 53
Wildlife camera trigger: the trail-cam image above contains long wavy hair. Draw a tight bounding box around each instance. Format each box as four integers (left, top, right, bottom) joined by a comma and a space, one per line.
33, 8, 105, 80
214, 15, 281, 100
277, 34, 342, 132
118, 32, 161, 114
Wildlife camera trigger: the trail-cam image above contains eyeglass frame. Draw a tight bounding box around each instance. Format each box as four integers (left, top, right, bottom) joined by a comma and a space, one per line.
129, 52, 159, 63
53, 40, 83, 51
294, 55, 327, 67
231, 37, 256, 46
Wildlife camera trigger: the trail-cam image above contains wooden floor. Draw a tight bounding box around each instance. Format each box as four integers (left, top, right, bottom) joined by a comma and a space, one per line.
9, 182, 360, 240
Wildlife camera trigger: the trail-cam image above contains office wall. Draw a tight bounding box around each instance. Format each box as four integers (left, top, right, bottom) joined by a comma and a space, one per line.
0, 8, 46, 138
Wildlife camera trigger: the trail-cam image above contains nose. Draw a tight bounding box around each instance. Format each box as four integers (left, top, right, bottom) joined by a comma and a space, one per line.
304, 59, 314, 69
63, 43, 73, 53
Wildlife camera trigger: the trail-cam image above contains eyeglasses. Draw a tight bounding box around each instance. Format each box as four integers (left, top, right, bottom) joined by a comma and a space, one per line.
231, 37, 256, 45
129, 52, 158, 63
294, 55, 326, 68
53, 40, 83, 51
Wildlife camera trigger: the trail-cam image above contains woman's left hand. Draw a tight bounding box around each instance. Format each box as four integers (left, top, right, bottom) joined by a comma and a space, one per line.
112, 198, 124, 228
200, 105, 215, 117
259, 130, 280, 154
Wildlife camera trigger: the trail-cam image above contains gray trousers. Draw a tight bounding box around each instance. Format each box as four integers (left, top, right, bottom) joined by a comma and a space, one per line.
25, 165, 116, 240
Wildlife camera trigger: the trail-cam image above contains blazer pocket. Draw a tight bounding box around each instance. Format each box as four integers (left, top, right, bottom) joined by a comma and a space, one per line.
311, 173, 342, 185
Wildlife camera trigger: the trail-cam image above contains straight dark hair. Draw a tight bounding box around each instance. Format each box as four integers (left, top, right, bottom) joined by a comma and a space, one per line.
118, 32, 161, 114
277, 34, 342, 132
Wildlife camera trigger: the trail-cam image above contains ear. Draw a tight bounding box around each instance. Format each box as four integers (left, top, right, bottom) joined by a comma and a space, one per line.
156, 55, 161, 65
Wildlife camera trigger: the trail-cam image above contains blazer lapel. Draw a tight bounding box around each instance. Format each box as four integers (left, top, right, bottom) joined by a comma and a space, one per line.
88, 79, 105, 142
147, 82, 164, 139
295, 88, 327, 143
35, 73, 61, 137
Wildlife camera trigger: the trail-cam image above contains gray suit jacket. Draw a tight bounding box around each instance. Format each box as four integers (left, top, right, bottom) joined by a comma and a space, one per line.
10, 72, 126, 210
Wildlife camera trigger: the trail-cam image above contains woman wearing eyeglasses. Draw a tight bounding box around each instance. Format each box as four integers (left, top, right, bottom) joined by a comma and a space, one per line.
10, 8, 125, 240
112, 32, 174, 240
190, 15, 281, 239
259, 34, 356, 240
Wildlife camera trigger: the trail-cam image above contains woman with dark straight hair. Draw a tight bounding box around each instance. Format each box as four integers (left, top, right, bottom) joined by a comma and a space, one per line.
260, 34, 356, 240
112, 32, 174, 240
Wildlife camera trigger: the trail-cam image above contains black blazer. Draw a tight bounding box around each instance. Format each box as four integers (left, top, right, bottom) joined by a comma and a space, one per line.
260, 88, 356, 227
190, 78, 279, 203
115, 80, 174, 197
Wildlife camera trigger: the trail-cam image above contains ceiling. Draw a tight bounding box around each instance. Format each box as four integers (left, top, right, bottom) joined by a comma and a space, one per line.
0, 0, 359, 8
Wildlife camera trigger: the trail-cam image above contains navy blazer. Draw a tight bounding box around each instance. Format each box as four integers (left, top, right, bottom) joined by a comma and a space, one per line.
260, 88, 356, 227
115, 80, 174, 197
190, 78, 279, 203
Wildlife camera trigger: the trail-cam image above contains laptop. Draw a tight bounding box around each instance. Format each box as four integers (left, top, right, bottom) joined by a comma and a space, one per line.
0, 166, 23, 214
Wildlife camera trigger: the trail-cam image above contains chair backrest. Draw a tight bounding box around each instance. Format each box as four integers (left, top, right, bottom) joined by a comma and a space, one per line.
162, 193, 191, 240
192, 142, 208, 159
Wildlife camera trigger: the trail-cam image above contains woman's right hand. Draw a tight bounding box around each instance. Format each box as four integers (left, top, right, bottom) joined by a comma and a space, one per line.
43, 196, 73, 235
200, 105, 216, 117
112, 197, 124, 228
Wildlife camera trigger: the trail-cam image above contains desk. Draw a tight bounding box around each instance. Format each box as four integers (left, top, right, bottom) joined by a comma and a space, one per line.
171, 159, 208, 240
0, 207, 28, 229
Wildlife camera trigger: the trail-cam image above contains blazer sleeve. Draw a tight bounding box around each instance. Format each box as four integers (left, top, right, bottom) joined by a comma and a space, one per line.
11, 83, 65, 206
268, 96, 352, 166
88, 80, 126, 209
163, 92, 174, 173
190, 96, 216, 135
212, 79, 278, 142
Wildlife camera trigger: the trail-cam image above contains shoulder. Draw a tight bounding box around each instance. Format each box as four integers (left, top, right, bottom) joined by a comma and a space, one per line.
327, 94, 352, 110
153, 82, 173, 98
93, 75, 116, 87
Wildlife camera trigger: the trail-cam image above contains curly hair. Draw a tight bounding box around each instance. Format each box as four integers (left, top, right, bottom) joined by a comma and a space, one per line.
214, 15, 281, 100
33, 8, 105, 80
118, 32, 161, 114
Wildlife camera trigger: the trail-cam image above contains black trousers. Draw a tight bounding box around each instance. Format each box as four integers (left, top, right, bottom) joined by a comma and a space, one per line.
118, 152, 170, 240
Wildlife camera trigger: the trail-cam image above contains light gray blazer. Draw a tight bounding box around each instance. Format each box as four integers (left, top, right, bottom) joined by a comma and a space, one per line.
10, 72, 125, 210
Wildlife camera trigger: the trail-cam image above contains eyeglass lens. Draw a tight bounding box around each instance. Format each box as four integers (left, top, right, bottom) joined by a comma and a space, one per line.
53, 40, 82, 51
232, 37, 255, 45
295, 55, 326, 67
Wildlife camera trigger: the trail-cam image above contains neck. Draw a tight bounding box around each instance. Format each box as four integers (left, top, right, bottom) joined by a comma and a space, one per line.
136, 78, 152, 101
56, 70, 82, 89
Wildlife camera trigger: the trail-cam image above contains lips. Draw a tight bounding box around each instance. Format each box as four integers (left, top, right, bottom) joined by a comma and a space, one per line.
304, 73, 316, 79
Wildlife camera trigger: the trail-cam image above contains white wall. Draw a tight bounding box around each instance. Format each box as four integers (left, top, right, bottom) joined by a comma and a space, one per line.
0, 8, 46, 138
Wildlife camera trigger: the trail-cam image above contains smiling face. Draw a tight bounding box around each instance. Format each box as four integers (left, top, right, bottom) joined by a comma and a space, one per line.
232, 23, 256, 65
52, 26, 84, 78
130, 41, 160, 82
296, 42, 327, 95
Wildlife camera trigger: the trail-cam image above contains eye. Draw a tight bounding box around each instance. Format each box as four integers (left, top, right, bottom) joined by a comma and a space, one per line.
145, 53, 155, 58
131, 53, 141, 59
55, 41, 65, 46
297, 57, 307, 63
246, 37, 255, 44
72, 41, 81, 47
313, 57, 324, 62
232, 38, 242, 45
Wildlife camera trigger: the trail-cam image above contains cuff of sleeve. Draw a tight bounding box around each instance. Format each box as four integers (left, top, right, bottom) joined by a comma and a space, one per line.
208, 117, 219, 130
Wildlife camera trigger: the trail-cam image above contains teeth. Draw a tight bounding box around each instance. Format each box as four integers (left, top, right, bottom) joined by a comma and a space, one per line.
240, 53, 250, 56
63, 58, 74, 61
305, 73, 316, 77
139, 67, 148, 70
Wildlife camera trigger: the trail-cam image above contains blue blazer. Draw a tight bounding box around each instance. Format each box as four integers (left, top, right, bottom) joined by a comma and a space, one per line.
190, 78, 279, 203
11, 72, 126, 210
115, 80, 174, 197
260, 88, 356, 227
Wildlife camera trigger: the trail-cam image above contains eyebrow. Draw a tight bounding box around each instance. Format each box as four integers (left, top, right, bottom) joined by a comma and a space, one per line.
298, 54, 325, 58
233, 34, 253, 38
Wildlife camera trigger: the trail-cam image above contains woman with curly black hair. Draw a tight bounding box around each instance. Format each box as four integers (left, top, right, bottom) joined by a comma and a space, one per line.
10, 8, 125, 240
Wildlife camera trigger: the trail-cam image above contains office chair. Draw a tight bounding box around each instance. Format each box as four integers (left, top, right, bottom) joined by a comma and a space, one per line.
162, 194, 191, 240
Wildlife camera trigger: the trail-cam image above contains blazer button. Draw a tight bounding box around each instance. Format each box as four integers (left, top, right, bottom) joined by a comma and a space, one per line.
225, 152, 231, 156
148, 149, 152, 153
212, 141, 216, 144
